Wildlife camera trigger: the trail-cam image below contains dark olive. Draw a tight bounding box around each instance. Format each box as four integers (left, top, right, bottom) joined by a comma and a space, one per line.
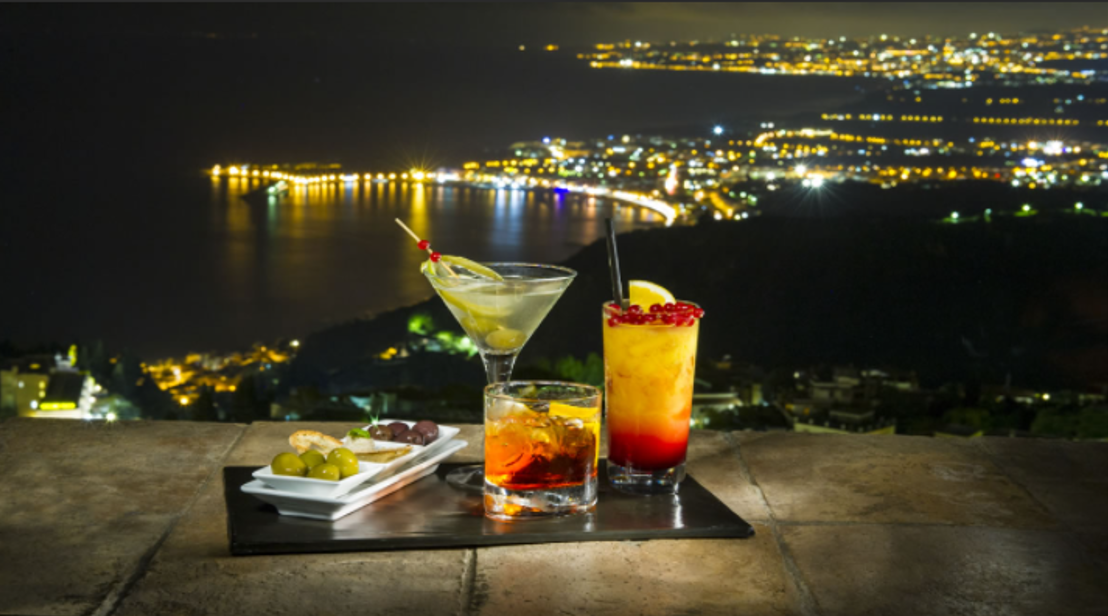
369, 425, 393, 441
396, 430, 425, 445
412, 420, 439, 443
388, 421, 410, 437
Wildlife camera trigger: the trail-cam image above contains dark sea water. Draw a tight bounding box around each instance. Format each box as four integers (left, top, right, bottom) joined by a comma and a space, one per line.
1, 34, 870, 357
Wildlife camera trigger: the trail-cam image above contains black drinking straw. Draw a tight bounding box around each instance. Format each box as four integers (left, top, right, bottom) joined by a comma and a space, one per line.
605, 218, 625, 308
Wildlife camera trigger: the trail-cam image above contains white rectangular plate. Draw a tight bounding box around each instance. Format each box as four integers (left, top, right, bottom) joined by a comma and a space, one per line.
241, 439, 468, 521
251, 421, 460, 497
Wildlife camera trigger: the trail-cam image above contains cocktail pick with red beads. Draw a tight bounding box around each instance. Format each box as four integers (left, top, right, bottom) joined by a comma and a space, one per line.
395, 218, 457, 276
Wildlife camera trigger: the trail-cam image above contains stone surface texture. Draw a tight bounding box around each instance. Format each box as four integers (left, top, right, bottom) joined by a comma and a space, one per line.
1, 418, 1105, 616
0, 419, 245, 616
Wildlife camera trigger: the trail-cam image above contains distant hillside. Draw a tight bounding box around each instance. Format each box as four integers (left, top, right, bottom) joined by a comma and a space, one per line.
288, 213, 1107, 392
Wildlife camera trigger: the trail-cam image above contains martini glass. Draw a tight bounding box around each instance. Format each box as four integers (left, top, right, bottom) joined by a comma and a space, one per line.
422, 261, 577, 489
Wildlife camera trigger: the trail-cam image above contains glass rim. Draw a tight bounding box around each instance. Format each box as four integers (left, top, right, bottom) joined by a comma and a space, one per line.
603, 300, 700, 309
601, 300, 702, 328
485, 380, 601, 404
423, 262, 577, 283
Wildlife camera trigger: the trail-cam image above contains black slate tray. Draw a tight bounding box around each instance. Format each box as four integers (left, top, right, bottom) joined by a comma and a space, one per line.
225, 463, 754, 556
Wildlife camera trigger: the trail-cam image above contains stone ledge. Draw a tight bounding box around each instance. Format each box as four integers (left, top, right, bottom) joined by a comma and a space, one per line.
2, 418, 1105, 616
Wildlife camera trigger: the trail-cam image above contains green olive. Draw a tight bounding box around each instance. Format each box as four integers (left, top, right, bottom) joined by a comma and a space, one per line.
308, 463, 341, 481
327, 447, 360, 478
271, 452, 308, 477
486, 328, 526, 351
299, 450, 326, 469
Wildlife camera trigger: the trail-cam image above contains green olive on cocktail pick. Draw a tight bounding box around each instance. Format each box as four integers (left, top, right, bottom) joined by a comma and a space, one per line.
271, 452, 308, 477
299, 450, 326, 469
308, 463, 341, 481
486, 328, 526, 350
461, 315, 497, 337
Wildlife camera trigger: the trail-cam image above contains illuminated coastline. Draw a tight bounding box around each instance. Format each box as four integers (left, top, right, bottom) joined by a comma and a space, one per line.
211, 164, 679, 225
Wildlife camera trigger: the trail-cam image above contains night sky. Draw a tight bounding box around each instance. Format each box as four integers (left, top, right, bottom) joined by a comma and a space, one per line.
3, 3, 1104, 45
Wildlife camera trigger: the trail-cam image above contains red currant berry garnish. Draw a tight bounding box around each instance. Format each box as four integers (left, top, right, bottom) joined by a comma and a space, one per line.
429, 252, 442, 262
607, 318, 619, 327
417, 239, 430, 250
628, 305, 642, 315
675, 302, 689, 311
650, 304, 662, 313
662, 314, 676, 325
685, 318, 695, 327
694, 308, 705, 318
663, 302, 675, 312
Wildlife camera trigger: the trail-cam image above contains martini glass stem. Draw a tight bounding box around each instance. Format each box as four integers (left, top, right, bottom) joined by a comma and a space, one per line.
446, 351, 519, 492
481, 352, 518, 384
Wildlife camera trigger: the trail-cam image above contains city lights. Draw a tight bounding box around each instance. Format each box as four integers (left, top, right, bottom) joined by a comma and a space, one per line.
579, 29, 1106, 87
208, 23, 1106, 230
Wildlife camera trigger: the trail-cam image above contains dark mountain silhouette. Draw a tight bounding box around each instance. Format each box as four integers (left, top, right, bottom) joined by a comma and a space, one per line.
287, 209, 1107, 393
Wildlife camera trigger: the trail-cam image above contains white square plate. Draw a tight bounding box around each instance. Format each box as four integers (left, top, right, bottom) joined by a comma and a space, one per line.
252, 448, 408, 498
241, 439, 469, 520
251, 421, 460, 497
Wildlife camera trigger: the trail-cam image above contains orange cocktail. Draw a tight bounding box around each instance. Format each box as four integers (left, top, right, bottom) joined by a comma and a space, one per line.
484, 381, 600, 520
602, 290, 702, 494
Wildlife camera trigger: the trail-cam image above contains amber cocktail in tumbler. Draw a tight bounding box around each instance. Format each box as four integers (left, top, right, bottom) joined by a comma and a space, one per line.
484, 381, 600, 521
